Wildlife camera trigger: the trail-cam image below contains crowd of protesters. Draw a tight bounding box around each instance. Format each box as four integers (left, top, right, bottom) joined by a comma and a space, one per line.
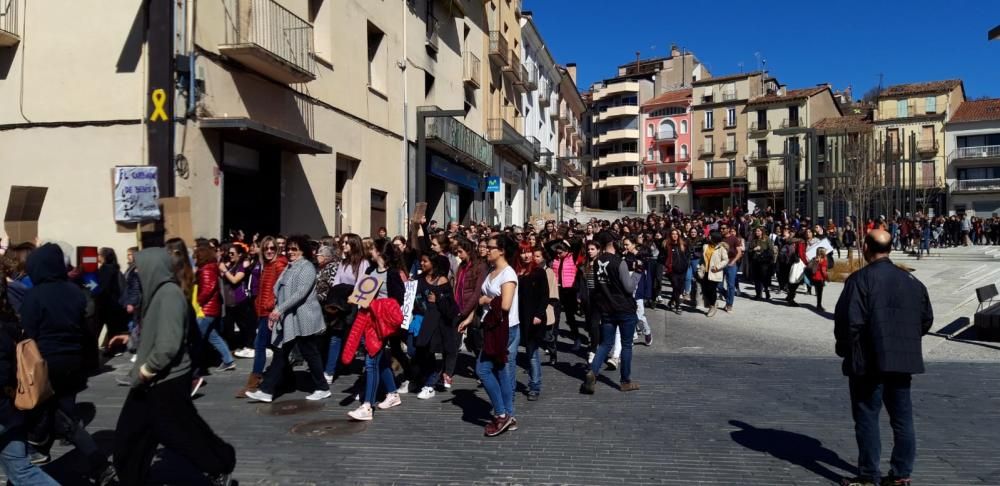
0, 203, 994, 484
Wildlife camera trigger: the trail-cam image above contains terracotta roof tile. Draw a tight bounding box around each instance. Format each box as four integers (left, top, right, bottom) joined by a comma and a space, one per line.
814, 113, 874, 132
642, 88, 692, 108
948, 99, 1000, 123
746, 86, 828, 106
879, 79, 962, 98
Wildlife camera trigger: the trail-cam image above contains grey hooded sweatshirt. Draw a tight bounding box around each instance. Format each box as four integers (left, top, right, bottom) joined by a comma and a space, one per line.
130, 248, 191, 387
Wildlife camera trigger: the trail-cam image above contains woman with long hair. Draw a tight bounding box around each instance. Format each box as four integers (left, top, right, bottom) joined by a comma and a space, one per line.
193, 245, 235, 374
323, 233, 369, 383
700, 231, 728, 318
412, 253, 457, 400
451, 237, 487, 383
95, 247, 127, 347
430, 233, 459, 280
663, 229, 688, 314
534, 248, 560, 366
221, 243, 255, 358
748, 226, 774, 301
246, 235, 330, 403
516, 242, 548, 401
460, 234, 520, 437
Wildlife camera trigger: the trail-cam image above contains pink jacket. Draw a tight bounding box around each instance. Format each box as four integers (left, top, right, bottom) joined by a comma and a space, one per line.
552, 254, 577, 289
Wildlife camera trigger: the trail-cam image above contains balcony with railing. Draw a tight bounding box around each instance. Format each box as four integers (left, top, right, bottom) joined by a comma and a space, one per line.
749, 120, 771, 137
593, 81, 640, 101
950, 145, 1000, 162
221, 0, 316, 84
750, 149, 770, 162
0, 0, 19, 47
779, 117, 804, 129
521, 63, 537, 91
698, 144, 715, 158
951, 178, 1000, 193
595, 151, 640, 167
721, 91, 738, 101
488, 31, 508, 66
538, 87, 551, 107
595, 175, 641, 189
596, 128, 639, 145
721, 141, 738, 154
488, 108, 534, 162
654, 129, 677, 144
917, 139, 939, 154
503, 50, 521, 83
597, 104, 640, 122
425, 14, 439, 52
463, 51, 481, 88
425, 115, 493, 172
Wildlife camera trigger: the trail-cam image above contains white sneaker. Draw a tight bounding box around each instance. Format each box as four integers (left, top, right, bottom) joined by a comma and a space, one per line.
348, 403, 373, 421
129, 355, 136, 363
606, 357, 619, 370
265, 349, 274, 359
245, 390, 273, 403
587, 352, 596, 364
305, 390, 332, 401
417, 386, 436, 399
377, 393, 402, 410
397, 380, 410, 394
234, 348, 255, 359
324, 373, 334, 385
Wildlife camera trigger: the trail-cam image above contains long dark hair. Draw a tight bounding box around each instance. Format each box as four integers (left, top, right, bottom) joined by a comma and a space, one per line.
375, 238, 404, 273
165, 238, 194, 296
99, 247, 119, 267
341, 233, 365, 277
455, 236, 479, 268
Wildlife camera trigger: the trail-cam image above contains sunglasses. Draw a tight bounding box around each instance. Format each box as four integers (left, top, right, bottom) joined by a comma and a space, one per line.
288, 247, 302, 252
264, 246, 277, 251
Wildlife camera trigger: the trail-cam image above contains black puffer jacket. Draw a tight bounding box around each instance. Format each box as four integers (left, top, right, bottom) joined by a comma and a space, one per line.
834, 257, 933, 376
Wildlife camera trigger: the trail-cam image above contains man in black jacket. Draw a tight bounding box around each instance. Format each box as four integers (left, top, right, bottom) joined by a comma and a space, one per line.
834, 229, 933, 486
581, 231, 639, 394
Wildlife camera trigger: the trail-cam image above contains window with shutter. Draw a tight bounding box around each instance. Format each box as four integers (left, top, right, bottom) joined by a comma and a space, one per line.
925, 96, 936, 113
897, 100, 908, 118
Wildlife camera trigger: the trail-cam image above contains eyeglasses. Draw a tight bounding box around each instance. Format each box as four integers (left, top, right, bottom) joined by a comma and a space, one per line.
264, 246, 277, 252
288, 247, 302, 253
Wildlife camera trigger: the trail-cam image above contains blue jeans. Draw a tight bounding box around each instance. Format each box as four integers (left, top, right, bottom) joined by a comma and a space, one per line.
476, 325, 520, 417
590, 312, 637, 384
524, 340, 542, 393
252, 317, 271, 374
722, 265, 738, 306
849, 373, 916, 480
197, 316, 234, 366
0, 427, 59, 485
684, 258, 700, 294
325, 335, 342, 376
363, 349, 397, 404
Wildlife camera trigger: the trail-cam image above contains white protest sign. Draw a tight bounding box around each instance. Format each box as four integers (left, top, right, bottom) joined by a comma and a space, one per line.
400, 280, 419, 330
114, 166, 161, 223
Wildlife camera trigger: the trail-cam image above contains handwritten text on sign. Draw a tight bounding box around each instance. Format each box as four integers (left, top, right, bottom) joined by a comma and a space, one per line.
348, 273, 385, 308
400, 280, 419, 330
113, 166, 161, 223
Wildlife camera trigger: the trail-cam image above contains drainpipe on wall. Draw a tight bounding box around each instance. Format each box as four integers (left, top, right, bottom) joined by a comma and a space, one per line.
400, 0, 409, 234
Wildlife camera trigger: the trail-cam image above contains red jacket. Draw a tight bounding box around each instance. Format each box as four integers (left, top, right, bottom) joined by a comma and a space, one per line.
811, 258, 828, 283
255, 256, 288, 317
340, 298, 404, 363
197, 263, 222, 317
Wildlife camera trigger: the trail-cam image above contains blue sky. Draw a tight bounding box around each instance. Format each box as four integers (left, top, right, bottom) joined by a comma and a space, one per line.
526, 0, 999, 99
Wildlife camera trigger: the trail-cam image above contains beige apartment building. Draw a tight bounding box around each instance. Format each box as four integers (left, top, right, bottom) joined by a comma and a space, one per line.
557, 64, 590, 214
0, 0, 517, 255
873, 79, 966, 214
744, 85, 842, 211
590, 48, 708, 211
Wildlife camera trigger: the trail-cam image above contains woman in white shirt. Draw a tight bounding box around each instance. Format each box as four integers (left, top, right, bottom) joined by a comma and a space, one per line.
460, 233, 519, 437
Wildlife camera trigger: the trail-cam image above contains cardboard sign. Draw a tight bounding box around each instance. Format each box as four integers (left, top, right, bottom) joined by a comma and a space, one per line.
114, 166, 161, 223
4, 186, 47, 245
160, 197, 193, 244
412, 202, 428, 223
348, 273, 385, 308
400, 280, 419, 330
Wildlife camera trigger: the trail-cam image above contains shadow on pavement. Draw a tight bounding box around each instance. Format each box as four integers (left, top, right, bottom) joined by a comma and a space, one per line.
444, 388, 492, 427
801, 303, 834, 320
728, 419, 856, 483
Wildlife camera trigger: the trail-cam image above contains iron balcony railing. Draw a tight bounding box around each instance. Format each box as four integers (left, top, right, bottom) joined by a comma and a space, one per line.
952, 178, 1000, 192
721, 91, 738, 101
780, 117, 803, 129
503, 50, 521, 82
951, 145, 1000, 161
522, 63, 537, 90
750, 121, 771, 132
0, 0, 19, 45
488, 31, 508, 66
721, 141, 738, 153
222, 0, 316, 77
462, 51, 481, 88
751, 149, 770, 161
655, 130, 677, 141
699, 144, 715, 156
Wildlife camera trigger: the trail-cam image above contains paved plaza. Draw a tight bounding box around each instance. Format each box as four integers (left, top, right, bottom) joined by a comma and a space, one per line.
34, 247, 1000, 485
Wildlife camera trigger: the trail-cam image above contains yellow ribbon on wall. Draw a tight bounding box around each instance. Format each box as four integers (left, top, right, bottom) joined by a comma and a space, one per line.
149, 88, 168, 122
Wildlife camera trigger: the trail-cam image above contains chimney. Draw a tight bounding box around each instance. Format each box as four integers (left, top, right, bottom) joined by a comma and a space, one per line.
671, 44, 681, 57
566, 63, 577, 84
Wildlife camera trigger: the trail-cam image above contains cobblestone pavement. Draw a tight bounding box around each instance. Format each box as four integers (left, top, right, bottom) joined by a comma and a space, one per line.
27, 247, 1000, 485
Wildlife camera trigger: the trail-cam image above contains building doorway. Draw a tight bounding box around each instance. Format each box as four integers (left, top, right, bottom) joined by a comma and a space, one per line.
222, 142, 281, 237
370, 189, 387, 237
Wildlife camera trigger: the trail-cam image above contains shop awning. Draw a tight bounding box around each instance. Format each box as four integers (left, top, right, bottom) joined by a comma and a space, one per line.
200, 117, 332, 155
694, 187, 744, 197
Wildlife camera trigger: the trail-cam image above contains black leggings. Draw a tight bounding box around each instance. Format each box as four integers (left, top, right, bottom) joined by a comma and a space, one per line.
558, 287, 580, 341
669, 272, 685, 308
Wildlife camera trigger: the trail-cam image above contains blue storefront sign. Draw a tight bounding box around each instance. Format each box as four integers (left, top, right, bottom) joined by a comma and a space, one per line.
485, 176, 501, 193
430, 155, 481, 191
